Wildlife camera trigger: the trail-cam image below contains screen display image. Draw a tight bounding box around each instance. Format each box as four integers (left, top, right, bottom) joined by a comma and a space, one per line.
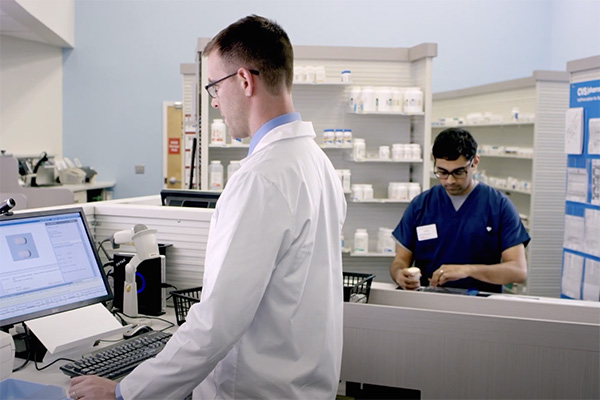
0, 207, 112, 328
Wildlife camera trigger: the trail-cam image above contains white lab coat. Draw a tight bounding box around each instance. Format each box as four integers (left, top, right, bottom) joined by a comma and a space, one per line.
120, 120, 347, 399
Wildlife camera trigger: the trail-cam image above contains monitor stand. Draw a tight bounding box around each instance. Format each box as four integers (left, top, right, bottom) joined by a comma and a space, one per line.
24, 303, 126, 363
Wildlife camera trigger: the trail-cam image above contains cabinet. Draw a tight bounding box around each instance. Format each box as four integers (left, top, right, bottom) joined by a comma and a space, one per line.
196, 42, 437, 283
431, 71, 570, 296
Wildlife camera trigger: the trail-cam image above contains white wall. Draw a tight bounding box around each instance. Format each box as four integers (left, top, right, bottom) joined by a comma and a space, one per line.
549, 0, 600, 70
15, 0, 75, 47
0, 35, 63, 157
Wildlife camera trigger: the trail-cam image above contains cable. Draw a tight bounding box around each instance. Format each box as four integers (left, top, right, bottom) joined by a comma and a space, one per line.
97, 238, 114, 262
94, 337, 124, 344
12, 357, 30, 372
34, 357, 76, 371
115, 311, 176, 332
162, 283, 178, 301
162, 283, 178, 290
12, 324, 31, 372
111, 310, 127, 326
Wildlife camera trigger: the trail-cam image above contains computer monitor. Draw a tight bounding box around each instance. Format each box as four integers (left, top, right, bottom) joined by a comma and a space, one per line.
0, 207, 113, 330
160, 189, 220, 209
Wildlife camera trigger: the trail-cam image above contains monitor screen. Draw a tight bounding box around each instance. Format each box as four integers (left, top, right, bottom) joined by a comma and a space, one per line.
0, 207, 112, 329
160, 189, 220, 209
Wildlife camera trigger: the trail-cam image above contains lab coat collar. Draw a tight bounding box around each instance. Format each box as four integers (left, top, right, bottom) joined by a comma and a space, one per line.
248, 112, 301, 156
239, 120, 316, 166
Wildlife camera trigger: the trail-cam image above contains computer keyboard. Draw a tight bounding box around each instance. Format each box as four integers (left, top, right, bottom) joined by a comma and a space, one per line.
60, 330, 172, 380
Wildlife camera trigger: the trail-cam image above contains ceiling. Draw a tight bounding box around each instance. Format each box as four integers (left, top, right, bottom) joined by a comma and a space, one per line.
0, 0, 72, 48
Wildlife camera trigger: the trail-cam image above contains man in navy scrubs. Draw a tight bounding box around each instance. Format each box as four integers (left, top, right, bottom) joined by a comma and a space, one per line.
390, 127, 530, 293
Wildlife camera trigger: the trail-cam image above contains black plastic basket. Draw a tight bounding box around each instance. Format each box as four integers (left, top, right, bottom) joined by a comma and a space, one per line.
171, 287, 202, 325
343, 272, 375, 303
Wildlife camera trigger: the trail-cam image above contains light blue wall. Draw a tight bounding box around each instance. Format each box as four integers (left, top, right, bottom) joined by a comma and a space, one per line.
63, 0, 600, 199
549, 0, 600, 69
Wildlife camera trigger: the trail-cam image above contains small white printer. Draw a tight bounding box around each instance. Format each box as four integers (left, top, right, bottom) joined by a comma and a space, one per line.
0, 331, 15, 380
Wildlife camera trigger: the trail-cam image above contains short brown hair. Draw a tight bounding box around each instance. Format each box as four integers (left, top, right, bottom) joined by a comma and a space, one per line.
204, 15, 293, 94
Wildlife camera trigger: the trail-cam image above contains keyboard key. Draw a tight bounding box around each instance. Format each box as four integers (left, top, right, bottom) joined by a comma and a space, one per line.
60, 331, 172, 380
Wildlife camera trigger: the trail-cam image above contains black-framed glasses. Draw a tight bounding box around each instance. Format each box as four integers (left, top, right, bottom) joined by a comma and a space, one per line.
434, 158, 473, 179
205, 69, 259, 99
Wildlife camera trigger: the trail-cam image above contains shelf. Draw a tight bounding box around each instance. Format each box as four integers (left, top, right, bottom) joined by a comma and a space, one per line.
349, 111, 425, 117
431, 72, 570, 297
197, 43, 435, 288
320, 148, 424, 163
492, 186, 532, 195
479, 153, 534, 160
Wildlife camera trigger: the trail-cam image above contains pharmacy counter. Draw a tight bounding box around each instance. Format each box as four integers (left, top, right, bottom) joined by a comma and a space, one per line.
341, 282, 600, 399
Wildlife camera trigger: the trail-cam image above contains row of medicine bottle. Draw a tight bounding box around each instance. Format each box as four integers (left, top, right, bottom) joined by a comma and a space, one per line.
209, 160, 241, 191
353, 228, 395, 254
349, 86, 423, 113
389, 182, 421, 201
353, 139, 421, 161
351, 182, 421, 201
293, 66, 327, 84
323, 129, 352, 147
294, 66, 353, 84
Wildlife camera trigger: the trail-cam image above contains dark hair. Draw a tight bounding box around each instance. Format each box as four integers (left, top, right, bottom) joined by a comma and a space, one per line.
432, 127, 478, 161
203, 15, 294, 94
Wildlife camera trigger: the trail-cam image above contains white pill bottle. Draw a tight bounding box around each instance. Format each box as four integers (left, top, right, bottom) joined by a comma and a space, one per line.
209, 160, 224, 190
354, 229, 369, 254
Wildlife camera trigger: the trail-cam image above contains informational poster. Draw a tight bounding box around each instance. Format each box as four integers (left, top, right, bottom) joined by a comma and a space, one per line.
592, 159, 600, 205
582, 259, 600, 301
565, 107, 584, 154
588, 118, 600, 155
584, 208, 600, 257
561, 78, 600, 301
563, 214, 585, 252
561, 252, 584, 300
566, 167, 588, 203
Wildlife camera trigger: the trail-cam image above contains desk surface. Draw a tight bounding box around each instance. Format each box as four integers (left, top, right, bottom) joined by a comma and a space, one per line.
11, 307, 176, 391
50, 181, 116, 192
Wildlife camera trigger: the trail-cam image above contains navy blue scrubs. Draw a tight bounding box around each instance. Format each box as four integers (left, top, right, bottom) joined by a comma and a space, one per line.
392, 183, 530, 292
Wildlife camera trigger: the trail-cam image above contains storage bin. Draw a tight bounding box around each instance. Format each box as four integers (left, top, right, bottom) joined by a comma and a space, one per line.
171, 287, 202, 325
343, 272, 375, 303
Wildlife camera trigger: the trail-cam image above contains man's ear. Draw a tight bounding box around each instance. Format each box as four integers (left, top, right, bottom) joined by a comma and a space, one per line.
238, 68, 256, 97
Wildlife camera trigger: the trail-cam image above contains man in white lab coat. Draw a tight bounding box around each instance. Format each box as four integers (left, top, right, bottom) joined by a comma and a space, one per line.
69, 15, 347, 400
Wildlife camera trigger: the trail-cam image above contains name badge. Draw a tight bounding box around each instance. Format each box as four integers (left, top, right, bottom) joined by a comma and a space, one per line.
417, 224, 438, 241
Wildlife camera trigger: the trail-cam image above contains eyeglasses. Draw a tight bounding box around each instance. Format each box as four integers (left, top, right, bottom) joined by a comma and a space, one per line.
434, 158, 473, 179
205, 69, 259, 99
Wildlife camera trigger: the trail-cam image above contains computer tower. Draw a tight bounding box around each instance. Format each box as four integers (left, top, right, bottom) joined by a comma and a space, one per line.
112, 253, 166, 316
